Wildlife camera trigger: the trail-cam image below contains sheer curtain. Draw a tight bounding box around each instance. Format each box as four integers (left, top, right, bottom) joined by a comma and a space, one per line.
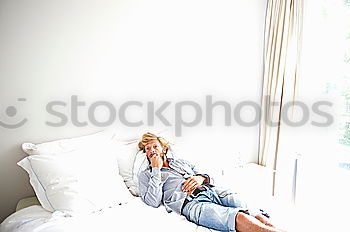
258, 0, 349, 229
258, 0, 303, 195
295, 0, 350, 230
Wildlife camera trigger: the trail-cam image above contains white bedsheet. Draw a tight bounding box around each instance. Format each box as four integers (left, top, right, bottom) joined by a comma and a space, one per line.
0, 198, 217, 232
3, 194, 346, 232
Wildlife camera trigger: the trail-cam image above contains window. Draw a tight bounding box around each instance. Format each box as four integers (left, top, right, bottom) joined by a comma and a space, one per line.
293, 1, 350, 228
300, 0, 350, 165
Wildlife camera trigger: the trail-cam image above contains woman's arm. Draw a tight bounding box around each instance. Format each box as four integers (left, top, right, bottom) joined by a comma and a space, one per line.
138, 168, 163, 208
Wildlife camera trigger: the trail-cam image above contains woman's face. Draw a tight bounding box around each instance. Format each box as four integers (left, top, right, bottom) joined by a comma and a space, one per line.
144, 139, 165, 159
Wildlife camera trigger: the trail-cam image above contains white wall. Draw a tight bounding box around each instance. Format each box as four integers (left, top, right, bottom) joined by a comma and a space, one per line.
0, 0, 266, 222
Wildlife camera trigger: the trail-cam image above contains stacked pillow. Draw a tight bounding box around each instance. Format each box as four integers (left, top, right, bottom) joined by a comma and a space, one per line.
18, 129, 177, 214
18, 130, 132, 215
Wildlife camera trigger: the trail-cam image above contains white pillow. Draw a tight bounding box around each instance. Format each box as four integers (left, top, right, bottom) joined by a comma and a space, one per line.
17, 147, 132, 215
21, 130, 115, 156
131, 150, 148, 196
114, 141, 140, 195
20, 129, 177, 197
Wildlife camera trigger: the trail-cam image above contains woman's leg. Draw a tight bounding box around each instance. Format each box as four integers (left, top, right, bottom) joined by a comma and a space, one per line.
236, 212, 287, 232
213, 187, 249, 209
182, 198, 243, 231
183, 200, 287, 232
213, 188, 286, 231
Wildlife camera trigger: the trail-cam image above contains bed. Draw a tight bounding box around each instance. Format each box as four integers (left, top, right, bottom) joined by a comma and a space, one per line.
1, 168, 293, 232
1, 196, 216, 232
0, 130, 297, 232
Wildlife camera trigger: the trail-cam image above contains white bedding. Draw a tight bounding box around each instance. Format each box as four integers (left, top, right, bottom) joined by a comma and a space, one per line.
0, 198, 217, 232
0, 164, 295, 232
3, 189, 345, 232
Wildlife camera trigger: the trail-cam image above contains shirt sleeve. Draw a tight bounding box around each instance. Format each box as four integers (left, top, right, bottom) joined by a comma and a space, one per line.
184, 159, 215, 185
138, 168, 164, 208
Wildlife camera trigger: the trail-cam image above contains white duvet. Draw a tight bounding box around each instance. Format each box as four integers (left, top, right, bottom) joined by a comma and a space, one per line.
3, 195, 347, 232
0, 198, 217, 232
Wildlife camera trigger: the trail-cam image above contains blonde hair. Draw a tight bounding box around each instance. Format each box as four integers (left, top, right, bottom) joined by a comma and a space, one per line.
138, 132, 170, 152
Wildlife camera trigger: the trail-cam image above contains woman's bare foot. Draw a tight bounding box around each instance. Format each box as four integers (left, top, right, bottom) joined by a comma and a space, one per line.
255, 214, 289, 232
255, 214, 275, 227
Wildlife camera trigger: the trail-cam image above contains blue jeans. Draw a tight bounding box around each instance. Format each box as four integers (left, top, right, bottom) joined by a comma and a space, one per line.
181, 187, 251, 232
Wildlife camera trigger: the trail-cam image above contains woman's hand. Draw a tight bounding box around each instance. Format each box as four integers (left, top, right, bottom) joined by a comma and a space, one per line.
149, 153, 163, 168
182, 175, 206, 192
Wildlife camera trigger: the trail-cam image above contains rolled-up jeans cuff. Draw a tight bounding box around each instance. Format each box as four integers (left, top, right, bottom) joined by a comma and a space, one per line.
238, 209, 250, 215
238, 208, 264, 218
246, 208, 263, 217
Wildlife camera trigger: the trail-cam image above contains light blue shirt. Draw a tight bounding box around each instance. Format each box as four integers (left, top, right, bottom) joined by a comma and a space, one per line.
138, 158, 213, 214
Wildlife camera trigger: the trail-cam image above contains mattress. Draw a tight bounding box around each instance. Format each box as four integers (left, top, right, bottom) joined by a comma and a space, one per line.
1, 197, 218, 232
